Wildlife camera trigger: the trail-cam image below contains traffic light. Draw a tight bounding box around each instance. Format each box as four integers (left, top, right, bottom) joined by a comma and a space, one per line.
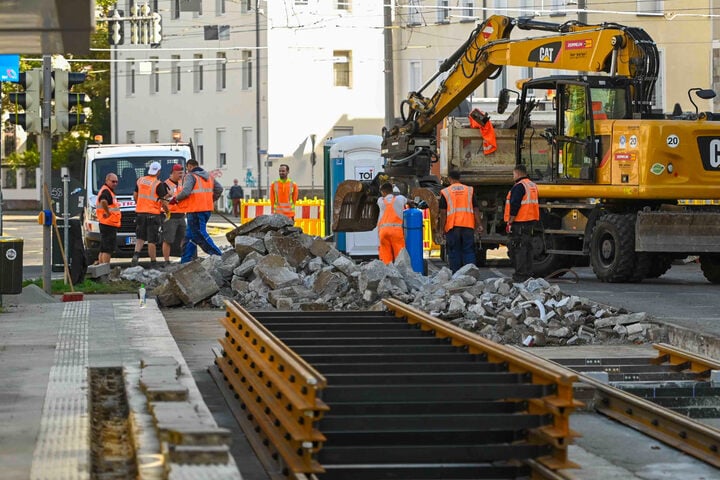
7, 69, 41, 134
108, 9, 124, 45
53, 69, 90, 134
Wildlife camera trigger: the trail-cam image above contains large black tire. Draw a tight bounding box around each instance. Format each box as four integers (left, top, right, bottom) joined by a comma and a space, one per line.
700, 254, 720, 284
531, 233, 573, 278
590, 213, 646, 283
644, 254, 674, 279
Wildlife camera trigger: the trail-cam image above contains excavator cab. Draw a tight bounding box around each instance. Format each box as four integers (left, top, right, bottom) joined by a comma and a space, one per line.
517, 75, 633, 185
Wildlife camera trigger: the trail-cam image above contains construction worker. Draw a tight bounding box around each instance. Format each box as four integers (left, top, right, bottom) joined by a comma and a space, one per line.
270, 164, 298, 219
132, 161, 168, 267
437, 170, 483, 273
504, 164, 540, 282
161, 164, 186, 266
172, 159, 223, 263
96, 172, 121, 265
376, 182, 407, 264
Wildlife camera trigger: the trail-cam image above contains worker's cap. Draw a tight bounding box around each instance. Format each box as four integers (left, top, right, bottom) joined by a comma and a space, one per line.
171, 164, 184, 172
148, 162, 162, 175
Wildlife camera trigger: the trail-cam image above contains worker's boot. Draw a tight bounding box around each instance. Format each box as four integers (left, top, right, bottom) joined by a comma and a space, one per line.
131, 252, 140, 266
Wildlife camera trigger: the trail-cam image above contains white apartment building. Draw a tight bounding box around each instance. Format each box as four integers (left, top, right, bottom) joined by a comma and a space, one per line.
113, 0, 387, 198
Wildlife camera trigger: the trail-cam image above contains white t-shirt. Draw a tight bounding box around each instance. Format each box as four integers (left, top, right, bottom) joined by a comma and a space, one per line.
377, 193, 407, 226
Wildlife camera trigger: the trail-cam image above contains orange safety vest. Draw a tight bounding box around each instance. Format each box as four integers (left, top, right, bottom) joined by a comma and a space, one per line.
271, 179, 297, 218
182, 173, 215, 213
504, 178, 540, 222
164, 179, 185, 213
96, 185, 121, 227
441, 184, 475, 232
136, 175, 162, 214
377, 196, 403, 230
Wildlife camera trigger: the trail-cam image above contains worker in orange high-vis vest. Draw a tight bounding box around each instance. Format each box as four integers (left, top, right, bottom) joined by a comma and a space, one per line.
96, 172, 122, 265
376, 182, 408, 264
270, 163, 299, 219
504, 164, 540, 282
132, 161, 169, 268
161, 164, 187, 266
172, 159, 224, 264
437, 170, 484, 273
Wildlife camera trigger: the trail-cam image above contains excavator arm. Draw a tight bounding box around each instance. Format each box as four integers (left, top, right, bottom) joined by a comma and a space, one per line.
334, 14, 659, 237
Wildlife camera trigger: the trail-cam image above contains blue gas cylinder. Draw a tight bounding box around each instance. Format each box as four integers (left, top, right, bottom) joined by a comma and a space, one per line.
403, 207, 424, 274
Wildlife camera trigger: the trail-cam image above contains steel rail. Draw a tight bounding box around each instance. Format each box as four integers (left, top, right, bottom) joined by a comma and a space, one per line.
383, 298, 583, 472
216, 300, 328, 476
652, 342, 720, 379
513, 345, 720, 469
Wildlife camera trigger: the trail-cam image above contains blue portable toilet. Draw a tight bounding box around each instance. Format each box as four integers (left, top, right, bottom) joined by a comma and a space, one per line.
327, 135, 384, 256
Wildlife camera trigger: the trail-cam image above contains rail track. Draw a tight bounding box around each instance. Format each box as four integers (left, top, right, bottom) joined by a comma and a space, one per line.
212, 299, 720, 479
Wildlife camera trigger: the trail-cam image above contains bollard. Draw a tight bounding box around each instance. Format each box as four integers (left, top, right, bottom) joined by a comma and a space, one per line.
403, 208, 424, 274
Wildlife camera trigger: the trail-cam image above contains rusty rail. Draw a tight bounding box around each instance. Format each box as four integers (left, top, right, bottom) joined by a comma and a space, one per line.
383, 298, 583, 472
215, 300, 328, 476
652, 343, 720, 379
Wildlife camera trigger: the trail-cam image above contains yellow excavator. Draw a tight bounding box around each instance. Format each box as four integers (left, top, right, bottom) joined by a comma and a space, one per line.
333, 15, 720, 283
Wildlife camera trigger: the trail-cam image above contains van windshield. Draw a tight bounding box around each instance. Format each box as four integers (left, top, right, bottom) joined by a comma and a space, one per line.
93, 156, 185, 196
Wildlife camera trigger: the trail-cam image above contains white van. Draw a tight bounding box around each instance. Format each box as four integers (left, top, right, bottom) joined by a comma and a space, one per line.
82, 142, 193, 261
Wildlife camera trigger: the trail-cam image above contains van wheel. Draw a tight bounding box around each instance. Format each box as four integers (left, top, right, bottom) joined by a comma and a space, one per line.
700, 254, 720, 284
85, 240, 100, 265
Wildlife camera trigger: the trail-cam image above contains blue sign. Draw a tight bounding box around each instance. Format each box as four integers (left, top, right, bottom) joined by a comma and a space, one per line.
268, 153, 284, 158
0, 55, 20, 82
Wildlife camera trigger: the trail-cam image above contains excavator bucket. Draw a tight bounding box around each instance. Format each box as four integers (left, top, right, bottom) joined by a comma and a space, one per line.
332, 180, 380, 232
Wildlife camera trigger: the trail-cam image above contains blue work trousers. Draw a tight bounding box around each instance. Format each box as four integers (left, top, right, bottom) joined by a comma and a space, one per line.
445, 226, 476, 273
181, 211, 222, 263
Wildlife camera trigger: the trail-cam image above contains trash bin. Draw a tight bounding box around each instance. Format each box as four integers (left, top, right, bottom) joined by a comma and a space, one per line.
52, 219, 87, 284
0, 236, 23, 294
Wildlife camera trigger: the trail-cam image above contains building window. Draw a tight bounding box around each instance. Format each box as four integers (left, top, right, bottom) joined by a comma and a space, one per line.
194, 54, 204, 92
171, 0, 180, 19
217, 128, 226, 168
409, 61, 422, 91
242, 127, 253, 171
337, 0, 351, 11
550, 0, 566, 16
127, 59, 136, 95
242, 50, 253, 90
150, 56, 159, 94
241, 0, 252, 13
216, 0, 225, 15
126, 130, 135, 143
461, 1, 474, 21
295, 0, 308, 5
436, 0, 449, 23
333, 50, 352, 88
171, 55, 180, 94
408, 0, 421, 25
216, 52, 227, 91
150, 130, 159, 143
637, 0, 662, 15
194, 129, 204, 165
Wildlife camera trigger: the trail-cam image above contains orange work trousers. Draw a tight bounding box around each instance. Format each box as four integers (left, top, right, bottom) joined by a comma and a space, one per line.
378, 226, 405, 264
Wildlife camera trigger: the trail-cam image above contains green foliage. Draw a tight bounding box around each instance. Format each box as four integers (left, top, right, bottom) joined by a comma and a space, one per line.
22, 277, 141, 294
4, 146, 40, 169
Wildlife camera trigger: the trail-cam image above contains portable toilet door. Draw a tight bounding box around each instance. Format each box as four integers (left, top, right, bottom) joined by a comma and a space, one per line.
328, 135, 384, 256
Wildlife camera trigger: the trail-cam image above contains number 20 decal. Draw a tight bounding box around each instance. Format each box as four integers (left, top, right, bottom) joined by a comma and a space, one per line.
666, 134, 680, 148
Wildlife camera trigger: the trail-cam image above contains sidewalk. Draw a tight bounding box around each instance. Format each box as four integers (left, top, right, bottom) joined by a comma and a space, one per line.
0, 287, 242, 479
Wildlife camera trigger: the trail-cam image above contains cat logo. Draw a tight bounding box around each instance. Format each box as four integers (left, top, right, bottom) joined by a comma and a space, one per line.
528, 42, 562, 63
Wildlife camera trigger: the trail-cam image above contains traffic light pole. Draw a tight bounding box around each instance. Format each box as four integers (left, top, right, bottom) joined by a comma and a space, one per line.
41, 55, 52, 294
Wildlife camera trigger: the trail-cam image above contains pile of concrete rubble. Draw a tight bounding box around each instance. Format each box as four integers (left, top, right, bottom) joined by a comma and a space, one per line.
114, 215, 664, 347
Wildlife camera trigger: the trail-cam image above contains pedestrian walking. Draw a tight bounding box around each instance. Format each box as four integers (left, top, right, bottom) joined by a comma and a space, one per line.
377, 182, 407, 264
171, 159, 223, 263
229, 178, 245, 217
504, 164, 540, 282
161, 164, 187, 266
96, 172, 121, 265
131, 161, 168, 267
437, 170, 483, 273
270, 164, 298, 219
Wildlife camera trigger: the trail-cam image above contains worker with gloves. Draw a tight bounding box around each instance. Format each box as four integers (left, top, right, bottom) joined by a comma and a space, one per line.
504, 164, 540, 282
